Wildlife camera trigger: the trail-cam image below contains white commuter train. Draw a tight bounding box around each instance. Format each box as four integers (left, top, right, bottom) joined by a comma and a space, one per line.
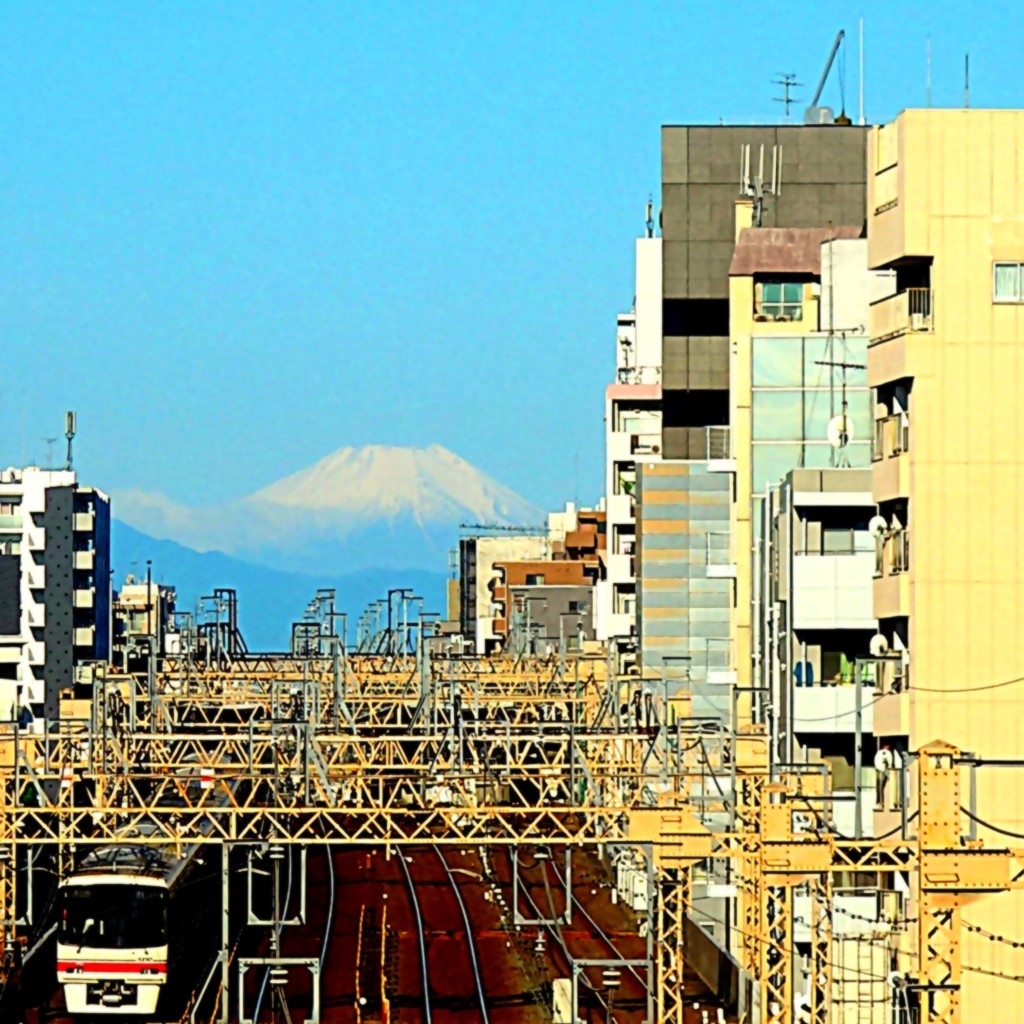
56, 841, 215, 1016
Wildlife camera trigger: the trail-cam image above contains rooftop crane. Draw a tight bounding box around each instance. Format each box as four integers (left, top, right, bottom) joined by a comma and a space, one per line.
804, 29, 849, 124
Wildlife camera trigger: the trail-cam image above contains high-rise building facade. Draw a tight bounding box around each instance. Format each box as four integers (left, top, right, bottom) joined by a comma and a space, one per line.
600, 236, 663, 651
0, 467, 111, 721
867, 108, 1024, 1017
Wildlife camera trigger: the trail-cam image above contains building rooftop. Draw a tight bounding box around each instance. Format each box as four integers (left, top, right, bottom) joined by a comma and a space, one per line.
729, 225, 862, 277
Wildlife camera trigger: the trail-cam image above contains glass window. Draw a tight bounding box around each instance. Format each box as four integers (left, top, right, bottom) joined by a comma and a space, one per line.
525, 574, 545, 586
60, 884, 168, 950
802, 390, 872, 443
760, 281, 804, 320
994, 262, 1023, 302
752, 391, 803, 441
751, 443, 803, 493
803, 338, 869, 387
752, 337, 803, 386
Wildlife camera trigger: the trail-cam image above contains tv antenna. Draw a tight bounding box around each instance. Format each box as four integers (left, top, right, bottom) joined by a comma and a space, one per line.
645, 195, 655, 239
815, 357, 865, 467
65, 410, 77, 471
42, 438, 57, 468
773, 73, 803, 121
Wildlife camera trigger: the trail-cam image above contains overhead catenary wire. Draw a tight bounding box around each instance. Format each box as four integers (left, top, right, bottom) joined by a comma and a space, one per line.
961, 806, 1024, 841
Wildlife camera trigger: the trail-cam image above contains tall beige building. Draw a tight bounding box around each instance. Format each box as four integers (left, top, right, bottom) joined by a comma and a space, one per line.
869, 109, 1024, 1016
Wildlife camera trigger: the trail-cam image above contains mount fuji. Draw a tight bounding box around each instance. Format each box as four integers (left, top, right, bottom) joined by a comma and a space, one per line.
115, 444, 542, 575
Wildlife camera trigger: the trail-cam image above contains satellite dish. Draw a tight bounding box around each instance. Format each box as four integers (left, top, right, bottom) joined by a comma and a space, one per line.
868, 515, 888, 538
870, 633, 890, 657
826, 414, 853, 448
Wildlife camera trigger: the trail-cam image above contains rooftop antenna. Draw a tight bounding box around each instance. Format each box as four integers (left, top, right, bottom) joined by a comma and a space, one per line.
42, 438, 57, 468
964, 53, 970, 108
858, 18, 865, 125
65, 410, 77, 471
816, 356, 865, 468
926, 35, 932, 107
645, 195, 655, 238
739, 143, 780, 227
772, 73, 802, 122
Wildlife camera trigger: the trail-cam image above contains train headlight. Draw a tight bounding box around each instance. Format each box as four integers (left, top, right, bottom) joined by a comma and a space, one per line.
140, 968, 159, 976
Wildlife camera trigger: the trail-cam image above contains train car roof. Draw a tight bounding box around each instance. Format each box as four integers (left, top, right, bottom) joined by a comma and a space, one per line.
66, 843, 193, 885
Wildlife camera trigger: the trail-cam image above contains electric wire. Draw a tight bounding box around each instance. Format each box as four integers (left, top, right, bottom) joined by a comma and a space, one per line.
434, 847, 489, 1024
398, 851, 433, 1024
545, 856, 647, 991
320, 846, 335, 970
962, 806, 1024, 841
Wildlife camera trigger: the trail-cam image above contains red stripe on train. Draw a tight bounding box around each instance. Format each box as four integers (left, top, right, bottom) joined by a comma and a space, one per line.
58, 962, 167, 974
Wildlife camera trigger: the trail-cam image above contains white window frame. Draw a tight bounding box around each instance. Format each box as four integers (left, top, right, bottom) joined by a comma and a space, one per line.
993, 262, 1024, 303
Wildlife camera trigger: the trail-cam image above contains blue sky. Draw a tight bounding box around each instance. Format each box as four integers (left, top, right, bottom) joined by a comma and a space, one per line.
0, 1, 1017, 512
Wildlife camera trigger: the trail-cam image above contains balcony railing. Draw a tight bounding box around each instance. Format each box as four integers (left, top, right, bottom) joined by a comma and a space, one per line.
616, 365, 662, 386
705, 532, 732, 567
876, 528, 911, 576
870, 288, 934, 341
872, 412, 910, 461
798, 529, 875, 556
706, 425, 731, 461
630, 432, 661, 455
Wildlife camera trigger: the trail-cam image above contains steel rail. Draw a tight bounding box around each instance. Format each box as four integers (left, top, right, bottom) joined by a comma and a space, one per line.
397, 850, 433, 1024
434, 847, 489, 1024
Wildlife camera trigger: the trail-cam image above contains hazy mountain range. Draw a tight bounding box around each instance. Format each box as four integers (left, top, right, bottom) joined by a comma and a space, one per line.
111, 445, 543, 649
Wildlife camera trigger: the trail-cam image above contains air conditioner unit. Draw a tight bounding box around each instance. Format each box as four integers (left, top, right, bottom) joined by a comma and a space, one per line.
910, 312, 926, 330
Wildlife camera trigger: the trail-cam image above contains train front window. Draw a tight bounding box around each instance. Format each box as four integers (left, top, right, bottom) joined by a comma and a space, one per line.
60, 885, 167, 949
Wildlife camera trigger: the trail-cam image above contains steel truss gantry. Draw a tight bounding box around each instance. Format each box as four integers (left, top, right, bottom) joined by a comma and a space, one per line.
0, 651, 1019, 1024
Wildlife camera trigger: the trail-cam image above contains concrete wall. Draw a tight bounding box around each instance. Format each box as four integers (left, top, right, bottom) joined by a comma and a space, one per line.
662, 124, 869, 300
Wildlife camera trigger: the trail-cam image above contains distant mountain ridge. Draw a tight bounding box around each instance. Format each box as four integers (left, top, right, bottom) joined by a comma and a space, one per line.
114, 444, 542, 575
111, 521, 448, 652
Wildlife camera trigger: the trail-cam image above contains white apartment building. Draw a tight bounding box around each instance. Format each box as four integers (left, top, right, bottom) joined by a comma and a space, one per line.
0, 467, 111, 720
599, 235, 663, 646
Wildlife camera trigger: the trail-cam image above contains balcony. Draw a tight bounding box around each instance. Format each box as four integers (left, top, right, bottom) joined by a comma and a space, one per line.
74, 550, 95, 571
26, 606, 44, 627
872, 413, 910, 502
74, 590, 95, 609
630, 432, 661, 456
870, 288, 933, 342
706, 426, 735, 473
615, 365, 661, 386
705, 532, 736, 579
606, 493, 634, 526
73, 625, 95, 647
0, 514, 23, 532
874, 528, 910, 618
792, 552, 875, 630
26, 564, 44, 590
872, 413, 910, 461
705, 637, 736, 686
73, 510, 95, 532
792, 681, 875, 736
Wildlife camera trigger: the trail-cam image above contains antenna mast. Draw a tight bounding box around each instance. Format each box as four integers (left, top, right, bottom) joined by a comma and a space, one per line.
815, 356, 865, 468
65, 411, 77, 471
772, 73, 802, 122
858, 18, 865, 125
